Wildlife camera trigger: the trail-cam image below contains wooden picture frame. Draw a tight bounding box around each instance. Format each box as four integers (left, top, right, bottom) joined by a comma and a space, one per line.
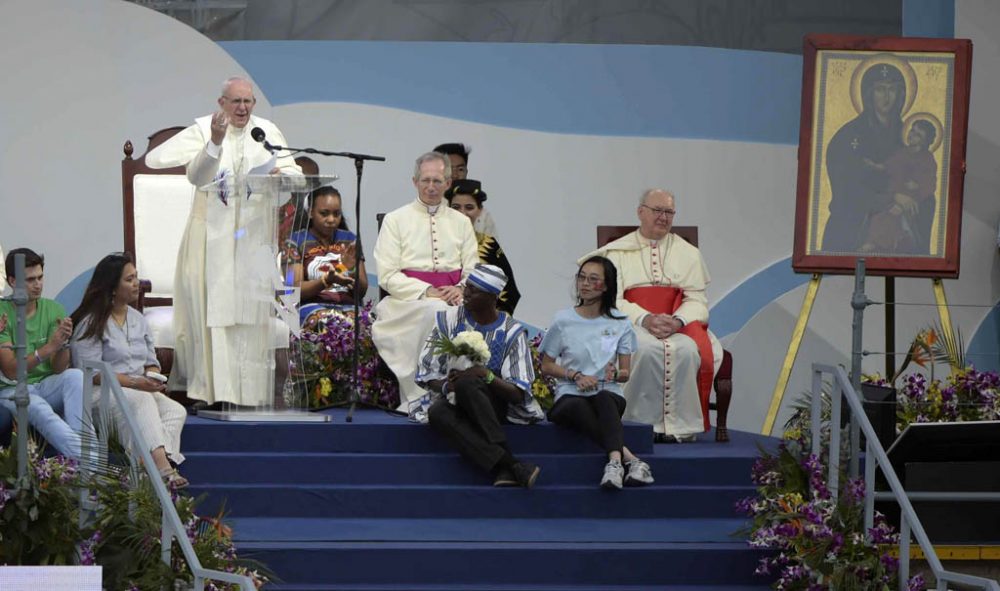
792, 35, 972, 278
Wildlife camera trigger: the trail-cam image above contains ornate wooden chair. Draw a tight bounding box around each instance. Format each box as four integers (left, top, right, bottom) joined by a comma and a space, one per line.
597, 225, 732, 442
122, 127, 190, 376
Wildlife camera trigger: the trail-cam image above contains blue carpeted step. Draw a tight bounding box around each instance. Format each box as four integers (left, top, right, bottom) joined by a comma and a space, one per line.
237, 541, 769, 586
182, 452, 756, 486
176, 418, 778, 589
190, 483, 754, 518
264, 586, 774, 591
181, 415, 654, 455
228, 517, 748, 544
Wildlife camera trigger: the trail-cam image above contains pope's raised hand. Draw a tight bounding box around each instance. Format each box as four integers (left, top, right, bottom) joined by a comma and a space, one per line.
210, 110, 229, 146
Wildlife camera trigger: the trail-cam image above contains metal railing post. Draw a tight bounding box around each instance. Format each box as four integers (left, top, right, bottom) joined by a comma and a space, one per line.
849, 258, 869, 479
828, 380, 842, 500
864, 438, 876, 531
899, 516, 910, 590
10, 254, 30, 478
811, 368, 823, 458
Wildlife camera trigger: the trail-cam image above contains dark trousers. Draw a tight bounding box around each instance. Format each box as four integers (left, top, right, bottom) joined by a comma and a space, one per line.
427, 376, 511, 472
547, 391, 626, 455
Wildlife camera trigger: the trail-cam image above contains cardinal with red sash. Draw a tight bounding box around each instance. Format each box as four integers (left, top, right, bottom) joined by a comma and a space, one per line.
581, 189, 722, 442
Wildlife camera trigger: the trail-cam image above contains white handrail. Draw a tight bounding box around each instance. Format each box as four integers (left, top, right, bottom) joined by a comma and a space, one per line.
81, 360, 255, 591
812, 363, 1000, 591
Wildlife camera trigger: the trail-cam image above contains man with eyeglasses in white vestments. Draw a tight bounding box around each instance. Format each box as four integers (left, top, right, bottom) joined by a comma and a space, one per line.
144, 77, 301, 407
373, 152, 479, 416
581, 189, 723, 443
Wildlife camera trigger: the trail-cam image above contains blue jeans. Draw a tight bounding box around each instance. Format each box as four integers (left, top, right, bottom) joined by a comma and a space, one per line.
0, 368, 86, 460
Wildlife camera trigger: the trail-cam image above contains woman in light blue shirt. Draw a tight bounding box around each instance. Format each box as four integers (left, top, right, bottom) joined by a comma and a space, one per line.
539, 256, 653, 489
70, 253, 188, 488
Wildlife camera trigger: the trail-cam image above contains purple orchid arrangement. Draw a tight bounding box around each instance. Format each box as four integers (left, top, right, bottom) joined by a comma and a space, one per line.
737, 437, 925, 590
289, 301, 400, 409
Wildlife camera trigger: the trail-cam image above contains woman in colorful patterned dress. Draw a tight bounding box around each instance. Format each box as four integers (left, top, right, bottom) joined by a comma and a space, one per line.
288, 186, 368, 325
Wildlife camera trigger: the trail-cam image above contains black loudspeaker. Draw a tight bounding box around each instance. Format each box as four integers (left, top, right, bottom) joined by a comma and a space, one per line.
878, 421, 1000, 544
840, 383, 897, 451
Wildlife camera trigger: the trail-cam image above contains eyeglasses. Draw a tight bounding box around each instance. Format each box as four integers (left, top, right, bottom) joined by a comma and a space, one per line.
222, 97, 255, 106
576, 274, 604, 285
641, 204, 676, 218
418, 178, 447, 187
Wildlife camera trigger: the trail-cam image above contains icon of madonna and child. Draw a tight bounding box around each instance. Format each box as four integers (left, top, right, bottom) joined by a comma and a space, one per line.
819, 55, 947, 257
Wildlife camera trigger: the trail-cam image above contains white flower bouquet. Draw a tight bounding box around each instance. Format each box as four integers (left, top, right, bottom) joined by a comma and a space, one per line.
430, 329, 491, 371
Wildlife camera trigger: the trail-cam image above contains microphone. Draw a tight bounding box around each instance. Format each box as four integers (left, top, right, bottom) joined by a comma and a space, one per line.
251, 126, 275, 152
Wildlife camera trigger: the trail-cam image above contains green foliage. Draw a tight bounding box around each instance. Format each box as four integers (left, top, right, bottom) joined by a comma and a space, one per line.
0, 432, 83, 565
91, 465, 270, 591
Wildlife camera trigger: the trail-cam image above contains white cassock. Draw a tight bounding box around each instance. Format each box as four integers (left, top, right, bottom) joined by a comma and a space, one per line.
584, 230, 722, 438
372, 199, 479, 410
145, 115, 301, 405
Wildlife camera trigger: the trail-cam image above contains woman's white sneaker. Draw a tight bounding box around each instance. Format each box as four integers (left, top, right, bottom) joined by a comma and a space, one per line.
600, 459, 624, 489
625, 459, 654, 486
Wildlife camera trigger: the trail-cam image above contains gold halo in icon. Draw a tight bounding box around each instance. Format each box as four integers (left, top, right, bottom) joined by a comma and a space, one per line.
849, 53, 918, 116
902, 111, 944, 154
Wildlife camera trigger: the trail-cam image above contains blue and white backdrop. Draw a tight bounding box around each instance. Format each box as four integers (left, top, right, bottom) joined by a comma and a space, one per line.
1, 0, 998, 433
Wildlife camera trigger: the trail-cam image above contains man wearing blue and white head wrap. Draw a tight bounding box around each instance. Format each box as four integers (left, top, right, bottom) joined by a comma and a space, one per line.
415, 264, 544, 488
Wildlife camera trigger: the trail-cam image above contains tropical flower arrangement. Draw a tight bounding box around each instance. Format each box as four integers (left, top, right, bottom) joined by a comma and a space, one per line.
737, 408, 925, 591
288, 300, 400, 409
89, 466, 269, 591
0, 431, 267, 590
429, 329, 491, 371
862, 326, 1000, 431
529, 333, 556, 412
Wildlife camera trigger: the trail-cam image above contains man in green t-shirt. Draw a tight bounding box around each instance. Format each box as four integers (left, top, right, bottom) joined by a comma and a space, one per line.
0, 248, 85, 460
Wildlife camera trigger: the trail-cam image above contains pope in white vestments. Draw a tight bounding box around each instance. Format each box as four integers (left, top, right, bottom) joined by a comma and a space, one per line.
145, 78, 301, 405
583, 189, 722, 441
373, 153, 479, 412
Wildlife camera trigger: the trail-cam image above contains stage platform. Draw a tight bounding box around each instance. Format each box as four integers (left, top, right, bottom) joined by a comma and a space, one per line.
180, 408, 778, 590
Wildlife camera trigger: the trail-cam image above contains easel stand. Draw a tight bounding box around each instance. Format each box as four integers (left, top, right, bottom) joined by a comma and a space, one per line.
761, 259, 955, 443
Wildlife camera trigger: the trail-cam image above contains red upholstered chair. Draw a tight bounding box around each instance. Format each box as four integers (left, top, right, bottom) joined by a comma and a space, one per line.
597, 225, 732, 442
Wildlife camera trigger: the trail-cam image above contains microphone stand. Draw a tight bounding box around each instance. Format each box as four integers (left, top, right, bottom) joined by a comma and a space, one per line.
266, 141, 385, 423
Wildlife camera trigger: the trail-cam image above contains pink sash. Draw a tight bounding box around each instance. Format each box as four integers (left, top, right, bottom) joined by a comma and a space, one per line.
402, 269, 462, 287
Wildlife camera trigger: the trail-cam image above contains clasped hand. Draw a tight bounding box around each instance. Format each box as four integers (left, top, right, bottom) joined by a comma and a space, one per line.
131, 376, 167, 393
642, 313, 682, 340
446, 366, 489, 387
427, 285, 463, 306
324, 269, 354, 288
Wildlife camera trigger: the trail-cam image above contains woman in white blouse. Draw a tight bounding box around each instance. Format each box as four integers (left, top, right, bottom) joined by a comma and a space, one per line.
70, 253, 188, 487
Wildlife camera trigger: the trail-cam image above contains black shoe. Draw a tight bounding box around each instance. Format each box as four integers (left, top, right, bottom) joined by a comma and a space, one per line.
493, 467, 518, 487
511, 461, 540, 488
186, 400, 208, 415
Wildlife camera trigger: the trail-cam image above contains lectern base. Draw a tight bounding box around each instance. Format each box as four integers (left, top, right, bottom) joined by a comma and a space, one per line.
197, 409, 332, 422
